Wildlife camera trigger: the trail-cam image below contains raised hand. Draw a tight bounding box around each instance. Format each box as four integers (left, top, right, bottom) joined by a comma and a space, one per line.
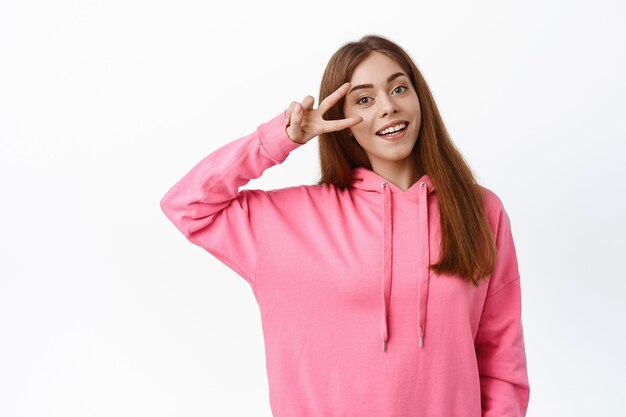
284, 82, 363, 144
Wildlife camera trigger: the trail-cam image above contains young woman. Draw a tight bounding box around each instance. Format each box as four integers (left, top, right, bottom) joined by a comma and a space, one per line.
160, 34, 530, 417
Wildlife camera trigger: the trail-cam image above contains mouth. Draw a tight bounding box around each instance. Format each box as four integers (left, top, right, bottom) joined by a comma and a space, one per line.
376, 122, 409, 139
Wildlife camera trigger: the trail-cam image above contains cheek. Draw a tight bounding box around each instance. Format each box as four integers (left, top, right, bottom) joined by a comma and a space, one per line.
355, 122, 375, 138
414, 97, 422, 115
352, 111, 375, 131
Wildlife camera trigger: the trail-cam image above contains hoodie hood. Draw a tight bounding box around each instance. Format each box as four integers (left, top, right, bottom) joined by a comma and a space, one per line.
350, 166, 436, 352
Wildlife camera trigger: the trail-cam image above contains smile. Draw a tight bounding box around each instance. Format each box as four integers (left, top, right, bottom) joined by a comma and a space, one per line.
376, 123, 408, 141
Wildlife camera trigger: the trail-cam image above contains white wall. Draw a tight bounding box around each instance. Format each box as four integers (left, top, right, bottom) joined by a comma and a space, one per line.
1, 0, 624, 415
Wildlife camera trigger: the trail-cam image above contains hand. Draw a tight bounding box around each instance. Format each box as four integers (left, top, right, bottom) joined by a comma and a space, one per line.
284, 82, 363, 144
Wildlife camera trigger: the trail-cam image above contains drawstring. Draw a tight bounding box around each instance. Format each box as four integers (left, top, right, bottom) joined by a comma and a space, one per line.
417, 180, 431, 348
380, 181, 392, 352
380, 179, 431, 353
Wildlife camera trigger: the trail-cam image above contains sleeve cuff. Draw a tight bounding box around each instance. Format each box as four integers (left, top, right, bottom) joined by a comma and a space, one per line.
258, 111, 304, 163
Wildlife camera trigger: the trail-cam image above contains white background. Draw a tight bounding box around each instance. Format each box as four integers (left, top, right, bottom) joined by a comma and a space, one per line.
1, 0, 625, 416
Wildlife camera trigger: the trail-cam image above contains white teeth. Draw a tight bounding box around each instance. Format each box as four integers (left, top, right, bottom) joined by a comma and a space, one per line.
378, 123, 406, 135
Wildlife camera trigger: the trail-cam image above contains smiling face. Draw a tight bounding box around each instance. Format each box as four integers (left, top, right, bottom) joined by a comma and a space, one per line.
342, 52, 421, 173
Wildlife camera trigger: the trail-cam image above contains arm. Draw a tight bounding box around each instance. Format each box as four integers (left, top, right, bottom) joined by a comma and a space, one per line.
160, 84, 362, 285
474, 207, 531, 416
159, 111, 303, 285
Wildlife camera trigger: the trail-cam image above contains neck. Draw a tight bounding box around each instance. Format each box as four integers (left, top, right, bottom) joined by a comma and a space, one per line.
371, 159, 423, 192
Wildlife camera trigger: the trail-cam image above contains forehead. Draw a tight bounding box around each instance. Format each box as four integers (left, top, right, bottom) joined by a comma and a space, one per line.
349, 52, 405, 83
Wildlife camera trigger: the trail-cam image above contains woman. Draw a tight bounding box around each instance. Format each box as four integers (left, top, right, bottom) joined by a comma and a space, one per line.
160, 34, 530, 417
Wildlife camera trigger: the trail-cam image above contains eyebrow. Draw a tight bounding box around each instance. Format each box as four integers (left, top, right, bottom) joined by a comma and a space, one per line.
347, 72, 408, 96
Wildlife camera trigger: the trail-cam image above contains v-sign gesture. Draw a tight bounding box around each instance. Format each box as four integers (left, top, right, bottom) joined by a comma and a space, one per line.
284, 82, 363, 144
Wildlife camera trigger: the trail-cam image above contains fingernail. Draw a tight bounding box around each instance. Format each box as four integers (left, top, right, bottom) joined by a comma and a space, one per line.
294, 104, 300, 113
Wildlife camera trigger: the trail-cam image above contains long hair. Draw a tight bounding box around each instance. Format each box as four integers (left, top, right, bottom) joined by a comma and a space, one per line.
315, 34, 496, 286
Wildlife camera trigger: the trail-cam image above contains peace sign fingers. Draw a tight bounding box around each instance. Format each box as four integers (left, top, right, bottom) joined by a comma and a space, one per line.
320, 116, 363, 135
318, 82, 352, 115
283, 82, 362, 144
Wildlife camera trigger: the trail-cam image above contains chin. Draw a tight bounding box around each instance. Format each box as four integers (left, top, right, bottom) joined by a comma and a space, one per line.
375, 150, 415, 163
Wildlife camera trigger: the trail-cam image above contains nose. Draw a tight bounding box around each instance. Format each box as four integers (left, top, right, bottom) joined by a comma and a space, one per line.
378, 94, 399, 118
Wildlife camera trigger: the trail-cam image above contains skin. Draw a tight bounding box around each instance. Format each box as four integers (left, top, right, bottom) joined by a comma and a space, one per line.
284, 52, 422, 191
342, 52, 422, 191
283, 83, 362, 145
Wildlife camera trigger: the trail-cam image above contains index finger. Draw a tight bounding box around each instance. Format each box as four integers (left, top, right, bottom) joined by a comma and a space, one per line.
318, 82, 352, 115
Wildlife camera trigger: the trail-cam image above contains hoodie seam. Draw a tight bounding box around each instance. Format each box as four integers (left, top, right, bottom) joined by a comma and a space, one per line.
257, 122, 283, 164
194, 139, 265, 206
251, 192, 267, 289
486, 276, 520, 299
185, 219, 256, 284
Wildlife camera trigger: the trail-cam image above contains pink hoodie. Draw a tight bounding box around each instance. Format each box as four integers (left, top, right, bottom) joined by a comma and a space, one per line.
160, 110, 530, 416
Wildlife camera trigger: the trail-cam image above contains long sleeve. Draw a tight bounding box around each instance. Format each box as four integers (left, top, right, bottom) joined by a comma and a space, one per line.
474, 206, 531, 416
159, 110, 303, 285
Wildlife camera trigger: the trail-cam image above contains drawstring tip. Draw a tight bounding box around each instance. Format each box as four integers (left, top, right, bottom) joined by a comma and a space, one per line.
383, 340, 387, 352
419, 336, 424, 348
